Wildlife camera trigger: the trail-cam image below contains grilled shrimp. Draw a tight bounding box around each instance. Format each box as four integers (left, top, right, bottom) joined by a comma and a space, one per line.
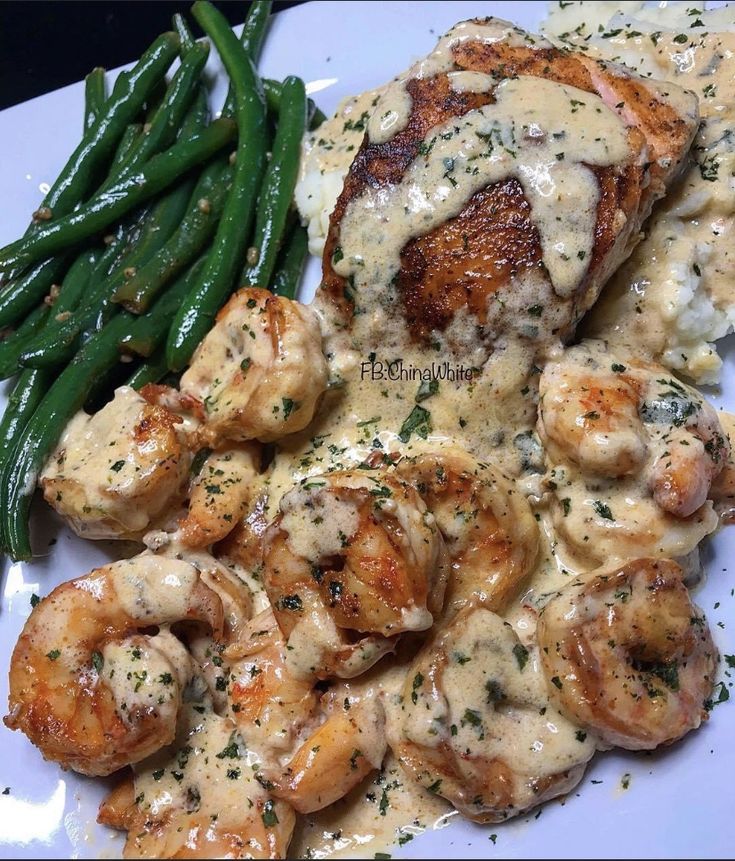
707, 410, 735, 524
5, 554, 223, 776
98, 704, 294, 859
539, 341, 729, 517
396, 448, 538, 615
390, 606, 596, 823
262, 470, 448, 678
226, 609, 386, 813
180, 287, 329, 446
158, 546, 254, 713
538, 341, 727, 563
40, 386, 190, 540
537, 558, 717, 750
539, 352, 647, 478
178, 444, 261, 548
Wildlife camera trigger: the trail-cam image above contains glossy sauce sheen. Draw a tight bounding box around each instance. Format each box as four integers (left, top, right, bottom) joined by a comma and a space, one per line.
23, 13, 725, 861
546, 17, 735, 383
275, 19, 640, 857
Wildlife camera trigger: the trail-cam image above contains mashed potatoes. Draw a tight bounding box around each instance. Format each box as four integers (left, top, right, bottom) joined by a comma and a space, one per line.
295, 87, 384, 257
296, 2, 735, 384
543, 1, 735, 384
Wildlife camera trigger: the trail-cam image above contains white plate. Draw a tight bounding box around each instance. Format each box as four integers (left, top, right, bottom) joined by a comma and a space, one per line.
1, 1, 734, 858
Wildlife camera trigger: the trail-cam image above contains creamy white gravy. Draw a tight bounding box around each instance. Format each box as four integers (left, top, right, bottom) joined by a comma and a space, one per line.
339, 75, 629, 301
83, 13, 735, 860
367, 18, 551, 145
291, 753, 454, 859
546, 21, 735, 383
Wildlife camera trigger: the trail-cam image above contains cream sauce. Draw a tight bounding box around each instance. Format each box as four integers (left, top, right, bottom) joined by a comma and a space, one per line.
40, 386, 189, 539
544, 18, 735, 383
112, 554, 201, 622
339, 75, 630, 303
132, 702, 293, 856
31, 11, 735, 861
367, 18, 552, 145
291, 753, 454, 859
102, 631, 190, 726
296, 87, 386, 256
401, 609, 596, 780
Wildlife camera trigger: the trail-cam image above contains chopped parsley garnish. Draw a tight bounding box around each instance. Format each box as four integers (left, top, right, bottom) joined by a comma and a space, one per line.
462, 708, 482, 727
261, 799, 279, 827
215, 736, 241, 759
593, 500, 614, 521
282, 398, 300, 420
415, 378, 439, 402
398, 405, 432, 443
411, 672, 424, 704
513, 643, 529, 671
279, 594, 303, 611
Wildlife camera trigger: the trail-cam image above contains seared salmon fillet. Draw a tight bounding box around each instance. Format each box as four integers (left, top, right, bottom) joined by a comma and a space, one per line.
318, 18, 698, 353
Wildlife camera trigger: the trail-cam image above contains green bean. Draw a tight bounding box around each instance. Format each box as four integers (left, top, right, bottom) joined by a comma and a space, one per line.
271, 223, 308, 299
0, 35, 179, 322
19, 92, 210, 367
119, 255, 207, 355
0, 119, 236, 272
113, 159, 232, 312
103, 41, 210, 189
32, 32, 180, 228
0, 367, 51, 548
243, 75, 306, 287
0, 125, 133, 338
48, 249, 100, 319
0, 257, 68, 331
0, 305, 51, 380
241, 0, 272, 59
84, 68, 107, 133
263, 78, 326, 129
2, 312, 133, 559
0, 252, 100, 380
111, 123, 143, 171
20, 178, 195, 368
221, 0, 272, 117
173, 12, 197, 54
4, 267, 203, 558
126, 347, 169, 389
167, 1, 267, 370
144, 77, 167, 122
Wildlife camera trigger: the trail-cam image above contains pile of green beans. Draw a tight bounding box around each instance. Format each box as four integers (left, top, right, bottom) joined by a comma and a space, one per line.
0, 0, 326, 560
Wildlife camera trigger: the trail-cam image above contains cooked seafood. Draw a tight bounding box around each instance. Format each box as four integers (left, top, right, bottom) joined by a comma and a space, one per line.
227, 609, 386, 813
180, 287, 329, 446
5, 9, 734, 861
396, 448, 538, 615
262, 469, 448, 678
40, 386, 191, 540
389, 605, 596, 822
537, 558, 718, 750
99, 705, 295, 859
319, 17, 698, 353
5, 554, 223, 776
537, 340, 727, 564
178, 444, 261, 548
